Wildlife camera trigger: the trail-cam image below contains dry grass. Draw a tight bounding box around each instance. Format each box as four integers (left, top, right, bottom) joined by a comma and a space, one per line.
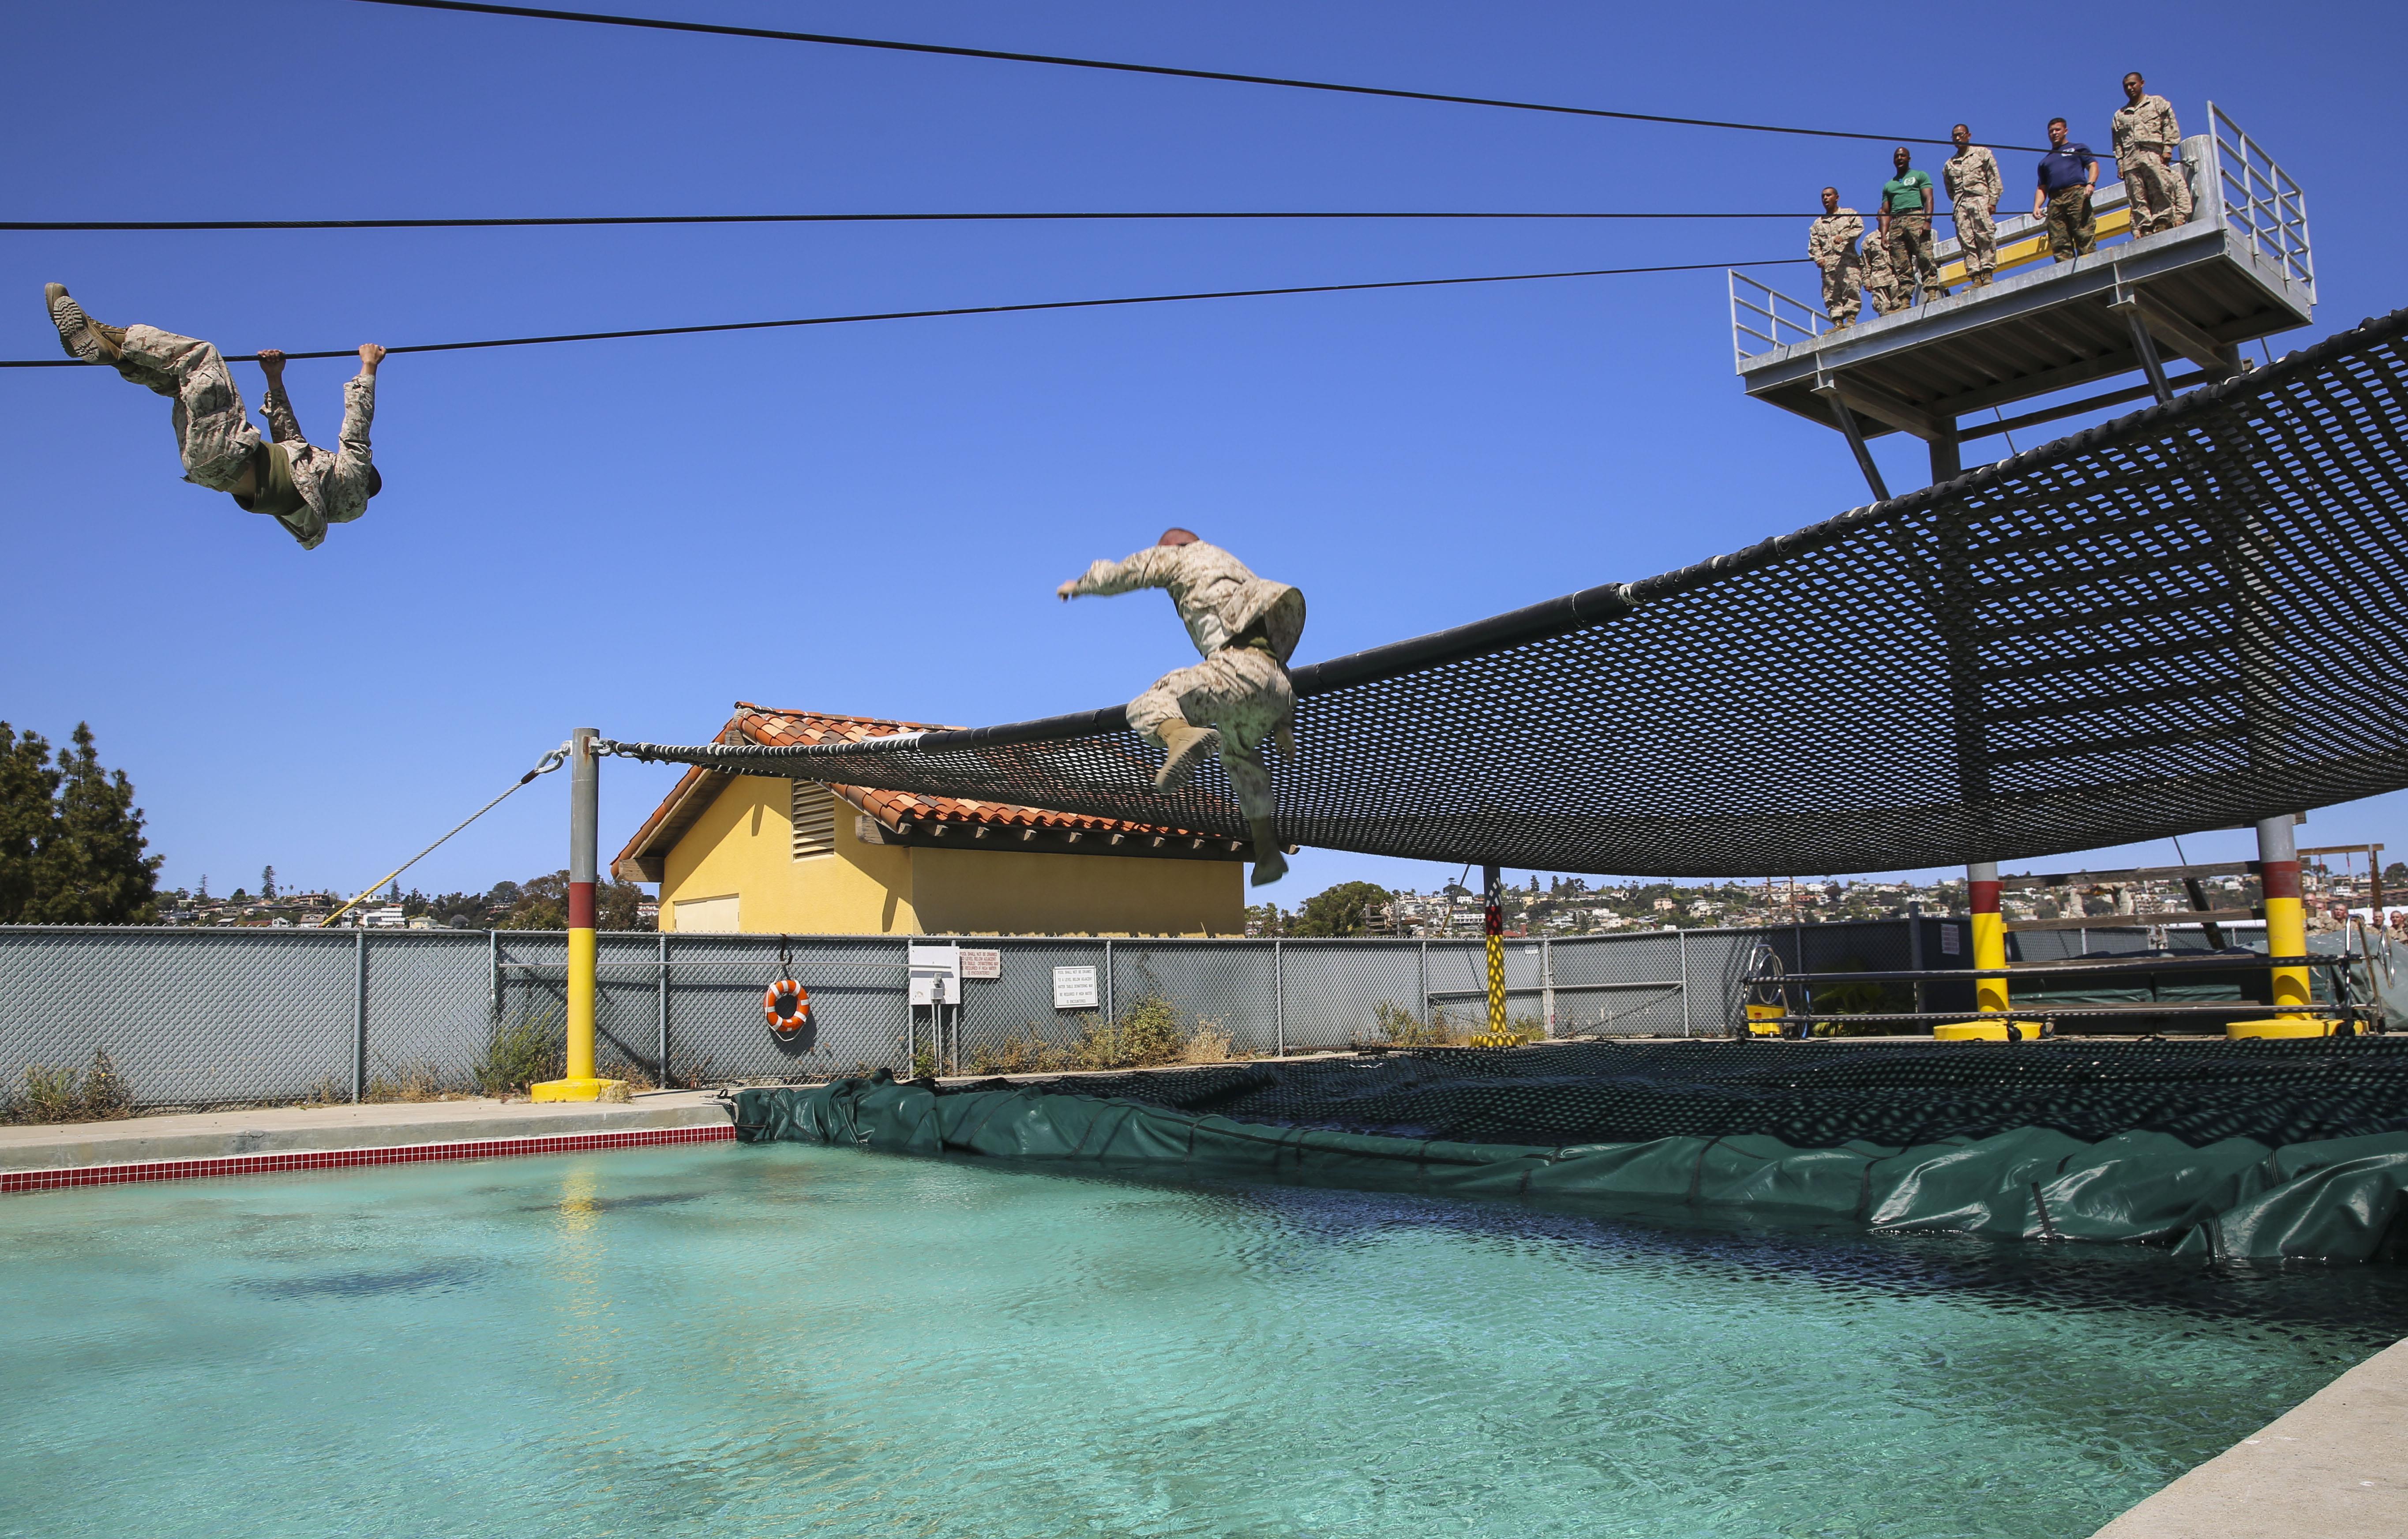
3, 1048, 134, 1124
967, 995, 1242, 1077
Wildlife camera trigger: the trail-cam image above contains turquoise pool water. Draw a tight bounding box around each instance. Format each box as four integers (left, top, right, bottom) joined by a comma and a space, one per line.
2, 1145, 2402, 1539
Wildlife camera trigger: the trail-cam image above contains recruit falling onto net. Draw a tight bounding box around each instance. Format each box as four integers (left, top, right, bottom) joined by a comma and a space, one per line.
43, 284, 383, 550
1058, 529, 1305, 887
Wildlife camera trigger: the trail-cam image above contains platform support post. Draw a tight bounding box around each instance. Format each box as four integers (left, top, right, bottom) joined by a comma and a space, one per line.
1819, 390, 1891, 502
2232, 814, 2345, 1038
2113, 299, 2177, 405
1928, 431, 1961, 485
1482, 864, 1507, 1042
533, 727, 626, 1102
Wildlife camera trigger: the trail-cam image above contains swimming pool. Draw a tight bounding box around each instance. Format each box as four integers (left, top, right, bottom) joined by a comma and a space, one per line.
3, 1144, 2401, 1538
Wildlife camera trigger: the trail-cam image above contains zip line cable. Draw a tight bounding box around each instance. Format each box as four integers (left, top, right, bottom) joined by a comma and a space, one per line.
319, 746, 568, 927
6, 210, 1830, 233
349, 0, 2040, 151
1, 256, 1808, 367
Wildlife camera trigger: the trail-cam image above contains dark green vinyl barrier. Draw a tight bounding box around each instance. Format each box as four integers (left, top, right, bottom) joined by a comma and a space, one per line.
734, 1071, 2408, 1263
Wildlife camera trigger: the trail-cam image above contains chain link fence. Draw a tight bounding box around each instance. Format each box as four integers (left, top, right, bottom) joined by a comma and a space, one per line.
1, 921, 1959, 1111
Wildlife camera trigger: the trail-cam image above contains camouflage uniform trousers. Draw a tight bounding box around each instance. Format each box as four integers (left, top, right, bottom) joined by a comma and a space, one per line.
2123, 149, 2193, 236
1126, 644, 1293, 822
1885, 212, 1945, 302
1860, 240, 1902, 315
113, 325, 259, 491
1953, 199, 1998, 284
2045, 185, 2097, 260
1818, 255, 1861, 325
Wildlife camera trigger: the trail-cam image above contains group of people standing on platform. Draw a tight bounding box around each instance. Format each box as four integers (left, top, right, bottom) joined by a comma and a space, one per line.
1807, 73, 2195, 328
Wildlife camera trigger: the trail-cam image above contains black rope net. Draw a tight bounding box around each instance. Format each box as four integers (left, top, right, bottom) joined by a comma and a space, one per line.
608, 306, 2408, 876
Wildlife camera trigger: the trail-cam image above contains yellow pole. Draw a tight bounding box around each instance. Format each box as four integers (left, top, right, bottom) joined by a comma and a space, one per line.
2232, 814, 2345, 1038
532, 728, 627, 1100
1482, 863, 1508, 1044
1970, 860, 2010, 1013
1936, 860, 2042, 1040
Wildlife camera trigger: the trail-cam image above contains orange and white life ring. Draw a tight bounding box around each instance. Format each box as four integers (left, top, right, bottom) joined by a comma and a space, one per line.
763, 979, 811, 1038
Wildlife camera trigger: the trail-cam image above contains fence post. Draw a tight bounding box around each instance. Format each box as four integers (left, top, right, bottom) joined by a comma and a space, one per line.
1273, 938, 1285, 1057
1542, 936, 1555, 1036
352, 928, 367, 1104
1679, 929, 1691, 1037
487, 927, 499, 1027
1418, 936, 1429, 1025
1104, 937, 1116, 1023
656, 930, 670, 1085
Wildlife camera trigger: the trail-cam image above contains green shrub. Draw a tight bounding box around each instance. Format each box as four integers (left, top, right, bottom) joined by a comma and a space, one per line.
474, 1015, 565, 1096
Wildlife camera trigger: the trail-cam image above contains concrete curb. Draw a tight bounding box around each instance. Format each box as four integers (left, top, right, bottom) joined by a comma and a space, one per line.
2089, 1336, 2408, 1538
0, 1091, 732, 1175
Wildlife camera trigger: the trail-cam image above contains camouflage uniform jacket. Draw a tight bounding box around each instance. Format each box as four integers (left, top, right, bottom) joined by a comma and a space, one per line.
1943, 146, 2002, 209
1065, 542, 1307, 664
263, 375, 378, 530
2112, 95, 2182, 159
1808, 209, 1863, 270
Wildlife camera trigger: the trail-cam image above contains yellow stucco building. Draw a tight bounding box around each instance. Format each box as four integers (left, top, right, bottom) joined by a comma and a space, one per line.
613, 706, 1250, 936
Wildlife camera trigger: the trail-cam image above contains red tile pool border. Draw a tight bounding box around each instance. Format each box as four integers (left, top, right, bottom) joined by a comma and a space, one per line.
0, 1122, 736, 1195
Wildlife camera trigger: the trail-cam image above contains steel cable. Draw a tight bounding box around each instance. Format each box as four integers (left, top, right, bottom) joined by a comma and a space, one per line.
1, 257, 1806, 367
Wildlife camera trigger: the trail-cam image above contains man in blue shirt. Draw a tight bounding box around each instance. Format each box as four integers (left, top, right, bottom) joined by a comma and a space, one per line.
1878, 146, 1947, 304
2031, 116, 2100, 260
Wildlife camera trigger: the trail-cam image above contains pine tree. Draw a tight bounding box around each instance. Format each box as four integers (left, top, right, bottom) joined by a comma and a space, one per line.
5, 723, 162, 923
261, 864, 278, 901
0, 724, 62, 922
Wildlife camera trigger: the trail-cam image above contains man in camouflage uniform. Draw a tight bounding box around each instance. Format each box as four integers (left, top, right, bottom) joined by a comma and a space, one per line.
43, 283, 384, 550
1808, 187, 1863, 327
2112, 73, 2192, 237
1860, 221, 1903, 316
1058, 530, 1305, 886
1943, 125, 2004, 287
1879, 146, 1947, 304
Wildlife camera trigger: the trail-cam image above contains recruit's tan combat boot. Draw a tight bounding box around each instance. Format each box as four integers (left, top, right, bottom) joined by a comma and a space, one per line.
1151, 720, 1220, 792
45, 283, 123, 364
1249, 818, 1288, 886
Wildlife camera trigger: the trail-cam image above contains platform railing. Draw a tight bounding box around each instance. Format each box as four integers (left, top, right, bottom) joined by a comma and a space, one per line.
1729, 268, 1831, 364
1728, 103, 2306, 368
2209, 101, 2314, 299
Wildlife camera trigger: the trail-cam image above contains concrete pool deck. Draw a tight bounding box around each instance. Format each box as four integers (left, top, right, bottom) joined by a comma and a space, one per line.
0, 1090, 734, 1193
2090, 1335, 2408, 1538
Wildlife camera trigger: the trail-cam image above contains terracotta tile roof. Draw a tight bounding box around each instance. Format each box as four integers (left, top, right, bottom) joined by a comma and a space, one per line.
612, 703, 1222, 879
731, 703, 1208, 835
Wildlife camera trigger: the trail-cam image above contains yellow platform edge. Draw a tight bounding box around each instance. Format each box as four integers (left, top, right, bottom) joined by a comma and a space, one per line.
528, 1077, 631, 1103
1933, 1020, 2049, 1042
2226, 1017, 2359, 1040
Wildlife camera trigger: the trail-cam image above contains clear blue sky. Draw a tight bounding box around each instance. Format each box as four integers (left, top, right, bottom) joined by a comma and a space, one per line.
7, 0, 2405, 905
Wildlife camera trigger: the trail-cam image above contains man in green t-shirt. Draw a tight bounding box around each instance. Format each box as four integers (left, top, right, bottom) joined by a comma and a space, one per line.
1877, 146, 1947, 305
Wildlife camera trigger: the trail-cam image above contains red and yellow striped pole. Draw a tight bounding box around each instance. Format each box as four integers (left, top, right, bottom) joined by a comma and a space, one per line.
2232, 815, 2347, 1038
1936, 860, 2043, 1041
1480, 863, 1508, 1044
533, 728, 626, 1100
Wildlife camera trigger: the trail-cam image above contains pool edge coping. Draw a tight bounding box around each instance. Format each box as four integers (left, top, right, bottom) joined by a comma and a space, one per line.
0, 1122, 735, 1194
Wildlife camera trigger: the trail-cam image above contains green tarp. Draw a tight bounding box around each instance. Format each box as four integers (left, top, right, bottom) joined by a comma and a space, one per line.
735, 1075, 2408, 1263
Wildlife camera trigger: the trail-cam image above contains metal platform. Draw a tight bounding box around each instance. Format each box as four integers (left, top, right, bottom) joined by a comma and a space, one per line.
1730, 105, 2313, 491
